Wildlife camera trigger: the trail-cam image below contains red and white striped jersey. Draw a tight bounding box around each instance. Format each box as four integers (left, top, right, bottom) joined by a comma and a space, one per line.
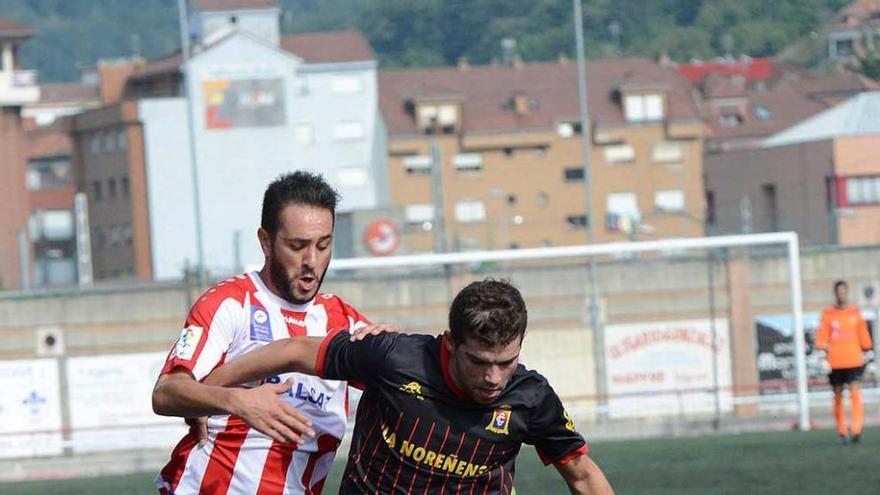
155, 272, 369, 495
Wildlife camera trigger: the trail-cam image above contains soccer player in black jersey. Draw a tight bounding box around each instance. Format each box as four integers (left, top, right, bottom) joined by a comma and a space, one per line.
205, 279, 615, 494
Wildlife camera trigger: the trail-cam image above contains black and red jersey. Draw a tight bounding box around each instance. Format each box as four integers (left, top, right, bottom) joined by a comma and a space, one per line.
317, 331, 587, 494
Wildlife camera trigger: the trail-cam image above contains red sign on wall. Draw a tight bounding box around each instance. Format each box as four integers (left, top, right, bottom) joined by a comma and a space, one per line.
363, 220, 400, 256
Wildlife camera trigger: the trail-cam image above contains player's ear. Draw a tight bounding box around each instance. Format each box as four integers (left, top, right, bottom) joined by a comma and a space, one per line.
258, 227, 271, 257
443, 331, 455, 352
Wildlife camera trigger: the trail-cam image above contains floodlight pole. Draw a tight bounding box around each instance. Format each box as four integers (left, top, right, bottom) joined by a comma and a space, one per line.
177, 0, 207, 290
573, 0, 606, 421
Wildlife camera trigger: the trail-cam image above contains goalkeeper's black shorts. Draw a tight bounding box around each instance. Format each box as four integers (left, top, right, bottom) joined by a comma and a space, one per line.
829, 366, 865, 386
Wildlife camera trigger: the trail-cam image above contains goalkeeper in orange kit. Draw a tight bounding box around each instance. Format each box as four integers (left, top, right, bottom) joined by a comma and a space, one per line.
815, 280, 874, 444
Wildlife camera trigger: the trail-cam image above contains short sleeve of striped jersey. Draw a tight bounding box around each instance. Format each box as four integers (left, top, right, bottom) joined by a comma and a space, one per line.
161, 292, 245, 381
317, 331, 398, 383
525, 383, 588, 465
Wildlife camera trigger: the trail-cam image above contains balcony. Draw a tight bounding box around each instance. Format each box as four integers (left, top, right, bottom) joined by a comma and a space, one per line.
0, 69, 39, 105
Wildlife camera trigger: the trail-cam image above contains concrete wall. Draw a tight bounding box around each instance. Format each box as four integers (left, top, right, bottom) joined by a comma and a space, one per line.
0, 107, 30, 290
833, 135, 880, 245
704, 141, 835, 245
3, 245, 878, 399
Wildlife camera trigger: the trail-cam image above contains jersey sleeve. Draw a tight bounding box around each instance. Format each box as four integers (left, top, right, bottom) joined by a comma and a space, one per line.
341, 299, 372, 330
160, 291, 246, 381
814, 310, 830, 351
316, 331, 398, 383
857, 312, 873, 351
525, 383, 588, 466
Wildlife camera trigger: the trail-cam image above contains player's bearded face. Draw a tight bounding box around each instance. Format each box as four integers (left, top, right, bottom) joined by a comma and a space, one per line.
264, 204, 333, 305
447, 336, 521, 404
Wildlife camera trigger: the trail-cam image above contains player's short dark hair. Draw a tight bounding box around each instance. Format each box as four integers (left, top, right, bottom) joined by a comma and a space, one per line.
261, 171, 340, 238
448, 279, 528, 348
834, 280, 848, 291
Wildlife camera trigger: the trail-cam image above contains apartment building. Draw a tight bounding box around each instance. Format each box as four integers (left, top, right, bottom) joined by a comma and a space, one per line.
380, 58, 705, 253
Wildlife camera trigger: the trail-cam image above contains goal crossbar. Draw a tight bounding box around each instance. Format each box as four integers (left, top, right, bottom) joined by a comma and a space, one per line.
330, 231, 809, 431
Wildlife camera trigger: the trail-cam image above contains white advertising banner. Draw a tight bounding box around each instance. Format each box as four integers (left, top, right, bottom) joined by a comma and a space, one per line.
604, 319, 734, 418
66, 352, 186, 453
0, 359, 63, 458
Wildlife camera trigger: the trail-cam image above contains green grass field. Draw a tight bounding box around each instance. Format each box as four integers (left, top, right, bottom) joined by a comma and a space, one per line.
4, 427, 878, 494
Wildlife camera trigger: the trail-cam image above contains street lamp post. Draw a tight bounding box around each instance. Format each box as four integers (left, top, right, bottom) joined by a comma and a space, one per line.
177, 0, 207, 290
573, 0, 606, 421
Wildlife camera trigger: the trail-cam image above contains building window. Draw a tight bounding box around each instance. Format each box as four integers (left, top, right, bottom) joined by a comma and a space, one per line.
123, 224, 134, 245
453, 153, 483, 172
332, 121, 365, 141
30, 210, 74, 241
762, 183, 779, 231
117, 129, 128, 150
654, 189, 685, 212
834, 38, 855, 58
293, 123, 315, 145
564, 167, 585, 181
121, 177, 130, 197
606, 192, 640, 231
92, 181, 103, 202
566, 214, 588, 229
403, 155, 432, 175
651, 141, 684, 163
26, 157, 72, 190
557, 121, 582, 137
753, 106, 772, 121
337, 167, 368, 188
108, 178, 118, 199
93, 226, 105, 248
624, 93, 664, 122
330, 75, 363, 94
603, 144, 636, 164
454, 200, 486, 223
108, 225, 121, 246
418, 104, 458, 134
845, 176, 880, 205
706, 190, 716, 225
103, 131, 115, 152
90, 134, 101, 154
404, 203, 435, 224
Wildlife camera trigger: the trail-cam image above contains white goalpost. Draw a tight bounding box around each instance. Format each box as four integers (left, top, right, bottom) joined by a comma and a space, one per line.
330, 231, 810, 431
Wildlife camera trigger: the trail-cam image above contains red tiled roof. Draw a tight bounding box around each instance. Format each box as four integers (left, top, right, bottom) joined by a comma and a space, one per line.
38, 83, 101, 104
379, 58, 700, 135
280, 31, 375, 63
0, 17, 32, 38
710, 79, 827, 140
194, 0, 276, 12
677, 58, 773, 84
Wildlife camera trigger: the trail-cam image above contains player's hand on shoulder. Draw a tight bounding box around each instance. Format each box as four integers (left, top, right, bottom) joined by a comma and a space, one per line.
350, 322, 402, 342
230, 378, 316, 444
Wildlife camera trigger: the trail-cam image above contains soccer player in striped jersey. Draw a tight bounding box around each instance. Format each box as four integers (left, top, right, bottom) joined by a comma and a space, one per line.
815, 280, 874, 444
205, 279, 615, 494
151, 172, 397, 494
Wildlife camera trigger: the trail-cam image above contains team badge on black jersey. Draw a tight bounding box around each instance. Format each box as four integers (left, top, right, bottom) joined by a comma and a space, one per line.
399, 381, 425, 400
486, 407, 512, 435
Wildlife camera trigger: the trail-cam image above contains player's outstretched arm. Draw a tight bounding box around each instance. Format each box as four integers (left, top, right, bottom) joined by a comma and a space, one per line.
555, 454, 615, 495
152, 370, 315, 444
203, 336, 324, 387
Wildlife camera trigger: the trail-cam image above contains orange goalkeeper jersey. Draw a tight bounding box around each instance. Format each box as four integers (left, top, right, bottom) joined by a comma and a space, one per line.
815, 305, 873, 369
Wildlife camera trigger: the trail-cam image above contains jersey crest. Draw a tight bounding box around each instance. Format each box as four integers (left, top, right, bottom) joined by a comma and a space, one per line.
486, 407, 512, 435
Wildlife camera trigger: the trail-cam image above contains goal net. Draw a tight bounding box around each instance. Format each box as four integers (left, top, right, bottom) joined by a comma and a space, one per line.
326, 232, 877, 434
